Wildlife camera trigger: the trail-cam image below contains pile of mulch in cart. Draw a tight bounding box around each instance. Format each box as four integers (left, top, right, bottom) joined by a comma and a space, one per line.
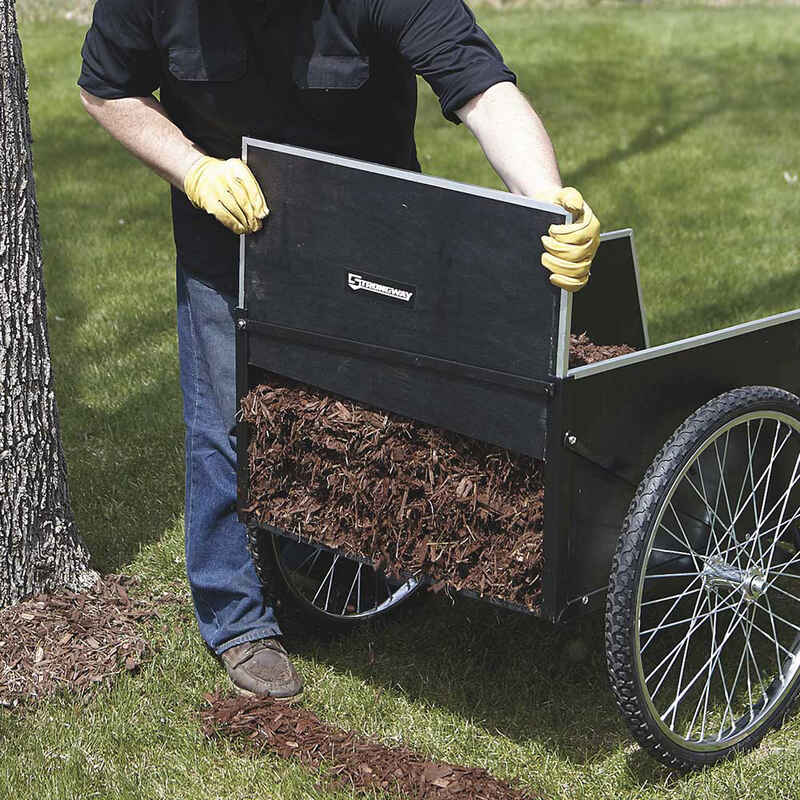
201, 691, 538, 800
0, 574, 176, 709
241, 333, 634, 611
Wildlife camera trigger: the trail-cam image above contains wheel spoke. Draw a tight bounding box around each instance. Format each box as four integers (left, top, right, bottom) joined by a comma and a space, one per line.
668, 501, 705, 565
742, 457, 800, 574
713, 499, 800, 569
695, 453, 723, 556
718, 604, 758, 736
647, 589, 710, 702
304, 548, 322, 577
356, 561, 362, 614
706, 422, 792, 563
761, 457, 800, 575
641, 597, 728, 639
644, 571, 701, 580
342, 564, 361, 615
652, 546, 703, 559
657, 517, 702, 569
670, 591, 705, 730
766, 546, 800, 585
751, 597, 800, 634
713, 431, 736, 532
640, 573, 704, 652
731, 603, 798, 660
660, 596, 747, 725
762, 595, 786, 682
641, 586, 703, 607
324, 555, 340, 610
769, 582, 800, 606
645, 585, 739, 689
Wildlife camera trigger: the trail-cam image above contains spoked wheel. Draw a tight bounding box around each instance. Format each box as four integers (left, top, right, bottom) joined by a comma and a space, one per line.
247, 524, 420, 628
607, 386, 800, 770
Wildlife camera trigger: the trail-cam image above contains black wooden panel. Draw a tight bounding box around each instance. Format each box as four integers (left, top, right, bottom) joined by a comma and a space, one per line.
242, 141, 567, 380
570, 231, 647, 350
240, 140, 570, 457
248, 332, 550, 457
557, 317, 800, 618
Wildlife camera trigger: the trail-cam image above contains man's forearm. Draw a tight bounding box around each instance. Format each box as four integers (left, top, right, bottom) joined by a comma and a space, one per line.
79, 90, 204, 190
457, 81, 562, 201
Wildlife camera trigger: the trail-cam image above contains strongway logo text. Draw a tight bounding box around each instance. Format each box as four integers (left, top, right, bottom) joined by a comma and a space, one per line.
347, 272, 414, 303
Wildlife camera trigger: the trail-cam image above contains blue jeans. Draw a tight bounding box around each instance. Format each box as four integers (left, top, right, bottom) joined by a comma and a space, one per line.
176, 265, 282, 655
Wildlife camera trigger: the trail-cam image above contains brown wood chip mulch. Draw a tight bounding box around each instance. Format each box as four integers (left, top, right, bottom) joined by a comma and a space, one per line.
568, 332, 635, 368
0, 574, 175, 708
201, 691, 539, 800
242, 334, 634, 611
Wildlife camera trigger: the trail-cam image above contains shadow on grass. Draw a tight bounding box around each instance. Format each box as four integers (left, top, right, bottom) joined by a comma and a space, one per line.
36, 128, 185, 574
278, 592, 634, 767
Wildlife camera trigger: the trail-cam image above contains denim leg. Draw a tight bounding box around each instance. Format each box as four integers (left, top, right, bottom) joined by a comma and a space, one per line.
176, 265, 281, 655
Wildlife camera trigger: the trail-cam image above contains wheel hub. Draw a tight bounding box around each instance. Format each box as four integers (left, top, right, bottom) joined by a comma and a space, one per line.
702, 556, 767, 601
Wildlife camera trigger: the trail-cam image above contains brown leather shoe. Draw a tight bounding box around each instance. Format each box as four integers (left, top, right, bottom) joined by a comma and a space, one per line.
220, 638, 303, 700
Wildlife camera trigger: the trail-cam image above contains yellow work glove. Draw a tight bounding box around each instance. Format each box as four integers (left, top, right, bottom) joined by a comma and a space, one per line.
540, 187, 600, 292
184, 156, 268, 235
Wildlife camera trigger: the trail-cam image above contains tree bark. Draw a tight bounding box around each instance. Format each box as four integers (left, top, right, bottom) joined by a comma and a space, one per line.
0, 0, 96, 607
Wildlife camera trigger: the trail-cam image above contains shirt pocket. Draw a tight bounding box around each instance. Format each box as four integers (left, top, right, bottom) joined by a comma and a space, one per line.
292, 54, 370, 90
168, 46, 247, 82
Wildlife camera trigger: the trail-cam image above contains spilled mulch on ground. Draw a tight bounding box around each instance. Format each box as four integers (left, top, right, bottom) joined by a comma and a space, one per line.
0, 574, 175, 708
242, 334, 633, 610
201, 691, 538, 800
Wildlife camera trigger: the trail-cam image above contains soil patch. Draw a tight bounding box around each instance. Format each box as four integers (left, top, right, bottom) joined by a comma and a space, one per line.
242, 334, 633, 610
0, 574, 175, 708
201, 691, 538, 799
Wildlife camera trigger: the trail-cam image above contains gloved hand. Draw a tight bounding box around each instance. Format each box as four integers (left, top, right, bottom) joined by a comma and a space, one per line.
184, 156, 268, 235
540, 187, 600, 292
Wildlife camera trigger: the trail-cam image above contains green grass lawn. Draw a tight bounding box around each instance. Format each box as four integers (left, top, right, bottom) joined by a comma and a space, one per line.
3, 6, 800, 799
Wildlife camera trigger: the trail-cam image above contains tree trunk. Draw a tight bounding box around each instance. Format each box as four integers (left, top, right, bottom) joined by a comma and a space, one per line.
0, 0, 96, 607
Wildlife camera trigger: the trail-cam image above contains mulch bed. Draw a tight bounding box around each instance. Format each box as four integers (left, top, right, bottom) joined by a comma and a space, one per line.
201, 691, 538, 800
242, 334, 634, 610
0, 574, 175, 708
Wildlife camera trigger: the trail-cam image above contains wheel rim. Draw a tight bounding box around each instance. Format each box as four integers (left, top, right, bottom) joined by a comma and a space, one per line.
272, 534, 420, 621
635, 410, 800, 752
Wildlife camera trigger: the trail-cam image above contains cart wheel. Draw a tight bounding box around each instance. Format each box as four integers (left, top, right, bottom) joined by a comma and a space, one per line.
247, 524, 420, 628
607, 386, 800, 770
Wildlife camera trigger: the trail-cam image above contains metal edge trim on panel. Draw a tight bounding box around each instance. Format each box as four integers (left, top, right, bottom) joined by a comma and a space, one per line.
555, 288, 573, 378
598, 228, 632, 242
568, 306, 800, 379
241, 136, 569, 217
239, 139, 248, 309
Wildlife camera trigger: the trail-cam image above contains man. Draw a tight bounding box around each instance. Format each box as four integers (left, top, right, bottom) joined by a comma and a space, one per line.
78, 0, 600, 701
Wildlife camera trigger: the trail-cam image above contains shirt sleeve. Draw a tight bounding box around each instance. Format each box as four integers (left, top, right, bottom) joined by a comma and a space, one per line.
78, 0, 160, 99
367, 0, 517, 124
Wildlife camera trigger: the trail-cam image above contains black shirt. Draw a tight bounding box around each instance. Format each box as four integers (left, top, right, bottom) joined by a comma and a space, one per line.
79, 0, 516, 295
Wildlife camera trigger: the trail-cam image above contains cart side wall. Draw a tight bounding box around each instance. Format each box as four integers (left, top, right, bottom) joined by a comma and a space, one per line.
551, 314, 800, 621
570, 230, 649, 351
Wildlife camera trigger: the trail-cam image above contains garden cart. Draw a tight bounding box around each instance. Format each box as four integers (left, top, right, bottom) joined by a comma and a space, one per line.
235, 138, 800, 770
